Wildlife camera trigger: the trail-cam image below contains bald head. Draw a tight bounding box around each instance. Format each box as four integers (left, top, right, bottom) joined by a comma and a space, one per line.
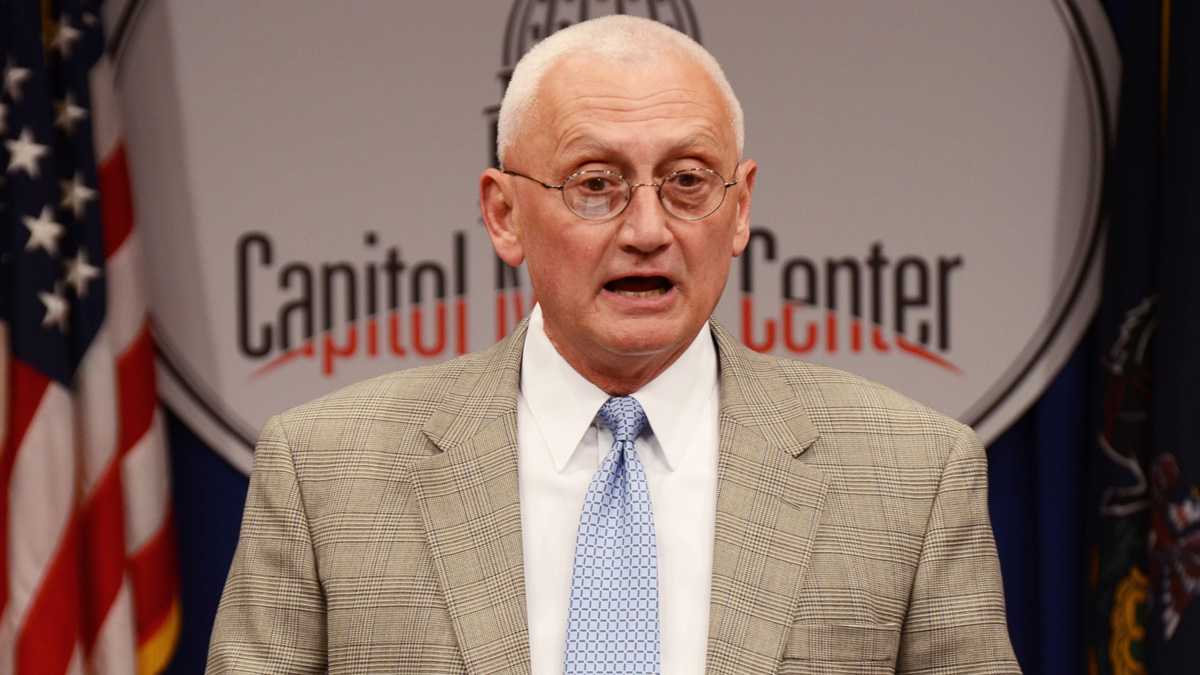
496, 15, 744, 167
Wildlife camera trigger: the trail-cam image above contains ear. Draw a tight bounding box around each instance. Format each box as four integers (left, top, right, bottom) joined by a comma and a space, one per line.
730, 159, 757, 257
480, 168, 525, 267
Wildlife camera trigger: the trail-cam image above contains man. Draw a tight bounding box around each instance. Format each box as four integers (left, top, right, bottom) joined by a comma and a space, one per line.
208, 15, 1020, 674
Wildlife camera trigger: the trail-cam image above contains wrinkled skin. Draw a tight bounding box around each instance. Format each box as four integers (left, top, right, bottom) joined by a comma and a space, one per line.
480, 51, 756, 394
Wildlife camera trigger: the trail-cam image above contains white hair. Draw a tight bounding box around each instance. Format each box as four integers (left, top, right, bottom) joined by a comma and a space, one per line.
496, 15, 745, 166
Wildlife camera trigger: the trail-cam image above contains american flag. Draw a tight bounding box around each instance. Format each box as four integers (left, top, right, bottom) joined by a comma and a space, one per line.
0, 1, 180, 673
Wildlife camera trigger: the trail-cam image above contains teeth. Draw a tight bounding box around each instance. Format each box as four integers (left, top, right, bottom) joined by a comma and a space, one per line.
614, 287, 668, 298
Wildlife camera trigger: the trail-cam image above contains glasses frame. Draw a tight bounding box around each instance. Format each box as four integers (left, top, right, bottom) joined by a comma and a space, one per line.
502, 164, 741, 222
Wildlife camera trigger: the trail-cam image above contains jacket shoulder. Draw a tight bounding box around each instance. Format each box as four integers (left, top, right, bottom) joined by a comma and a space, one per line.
759, 352, 972, 444
270, 339, 506, 433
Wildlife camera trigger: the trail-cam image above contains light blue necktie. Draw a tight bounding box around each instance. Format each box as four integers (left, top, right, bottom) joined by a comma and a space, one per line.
564, 396, 661, 674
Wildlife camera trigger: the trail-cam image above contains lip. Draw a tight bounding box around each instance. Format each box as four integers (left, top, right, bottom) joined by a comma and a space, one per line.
600, 271, 676, 288
599, 274, 679, 312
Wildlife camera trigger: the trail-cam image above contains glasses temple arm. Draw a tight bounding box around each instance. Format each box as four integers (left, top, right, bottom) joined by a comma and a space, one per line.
502, 169, 564, 191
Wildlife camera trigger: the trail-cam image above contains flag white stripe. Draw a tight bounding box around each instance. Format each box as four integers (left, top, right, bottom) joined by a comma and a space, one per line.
122, 411, 171, 554
86, 580, 137, 674
75, 326, 120, 496
0, 383, 76, 672
104, 230, 149, 350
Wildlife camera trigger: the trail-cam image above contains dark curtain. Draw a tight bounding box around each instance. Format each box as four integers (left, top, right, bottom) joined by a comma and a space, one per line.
994, 2, 1200, 674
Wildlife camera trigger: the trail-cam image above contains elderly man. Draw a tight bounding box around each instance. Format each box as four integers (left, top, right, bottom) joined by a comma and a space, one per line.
208, 15, 1020, 675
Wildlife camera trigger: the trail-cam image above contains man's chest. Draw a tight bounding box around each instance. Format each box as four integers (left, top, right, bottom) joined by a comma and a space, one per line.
304, 451, 918, 675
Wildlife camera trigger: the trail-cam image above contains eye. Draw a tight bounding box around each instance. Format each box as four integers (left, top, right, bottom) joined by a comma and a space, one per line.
667, 169, 712, 191
572, 172, 622, 194
582, 177, 610, 192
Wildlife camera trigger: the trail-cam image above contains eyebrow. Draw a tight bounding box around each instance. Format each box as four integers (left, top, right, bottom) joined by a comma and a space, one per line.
662, 134, 726, 164
555, 133, 727, 173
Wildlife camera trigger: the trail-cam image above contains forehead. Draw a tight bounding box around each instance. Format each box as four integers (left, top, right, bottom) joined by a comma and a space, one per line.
530, 51, 735, 167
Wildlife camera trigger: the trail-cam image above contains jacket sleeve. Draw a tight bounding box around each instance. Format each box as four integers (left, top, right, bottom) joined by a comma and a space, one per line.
206, 415, 327, 673
897, 426, 1022, 674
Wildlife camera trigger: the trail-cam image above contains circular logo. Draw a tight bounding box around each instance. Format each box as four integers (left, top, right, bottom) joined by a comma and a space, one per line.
112, 1, 1117, 473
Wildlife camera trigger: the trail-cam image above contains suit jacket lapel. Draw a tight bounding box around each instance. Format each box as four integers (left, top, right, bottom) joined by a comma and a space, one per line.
409, 321, 532, 675
406, 318, 826, 674
705, 322, 829, 675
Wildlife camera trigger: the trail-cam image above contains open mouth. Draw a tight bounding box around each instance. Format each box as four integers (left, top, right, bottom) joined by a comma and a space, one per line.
603, 275, 675, 298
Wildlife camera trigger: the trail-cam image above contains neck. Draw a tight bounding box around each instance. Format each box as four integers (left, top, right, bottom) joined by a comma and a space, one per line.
543, 328, 695, 397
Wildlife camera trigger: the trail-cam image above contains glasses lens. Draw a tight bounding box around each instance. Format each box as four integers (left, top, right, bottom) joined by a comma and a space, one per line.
661, 169, 724, 220
563, 171, 628, 220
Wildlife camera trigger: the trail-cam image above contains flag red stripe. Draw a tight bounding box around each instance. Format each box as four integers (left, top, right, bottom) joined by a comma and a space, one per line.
0, 362, 51, 619
78, 460, 128, 654
129, 514, 179, 644
15, 512, 83, 675
99, 144, 135, 260
116, 322, 156, 456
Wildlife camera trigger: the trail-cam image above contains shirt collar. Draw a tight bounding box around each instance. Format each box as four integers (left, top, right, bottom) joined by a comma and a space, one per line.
520, 304, 718, 473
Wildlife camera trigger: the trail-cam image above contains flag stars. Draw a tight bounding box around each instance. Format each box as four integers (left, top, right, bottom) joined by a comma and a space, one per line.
65, 249, 100, 297
51, 15, 82, 58
55, 93, 88, 134
39, 283, 70, 332
24, 206, 65, 255
4, 59, 30, 100
60, 173, 96, 218
7, 128, 49, 177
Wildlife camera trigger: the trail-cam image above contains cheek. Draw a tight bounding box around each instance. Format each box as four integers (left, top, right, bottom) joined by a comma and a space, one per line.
524, 227, 605, 299
694, 258, 731, 300
527, 223, 604, 271
682, 233, 735, 289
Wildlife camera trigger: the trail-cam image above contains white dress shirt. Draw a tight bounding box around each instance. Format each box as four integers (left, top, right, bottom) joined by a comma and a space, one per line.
517, 305, 720, 675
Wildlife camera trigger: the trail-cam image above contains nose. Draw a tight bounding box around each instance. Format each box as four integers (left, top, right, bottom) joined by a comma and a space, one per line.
617, 184, 672, 254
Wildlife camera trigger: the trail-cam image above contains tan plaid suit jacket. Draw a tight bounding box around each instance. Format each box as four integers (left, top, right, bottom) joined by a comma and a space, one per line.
207, 320, 1020, 674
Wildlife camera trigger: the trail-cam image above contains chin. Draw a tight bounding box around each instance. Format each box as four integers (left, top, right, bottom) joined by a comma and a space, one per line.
595, 320, 695, 358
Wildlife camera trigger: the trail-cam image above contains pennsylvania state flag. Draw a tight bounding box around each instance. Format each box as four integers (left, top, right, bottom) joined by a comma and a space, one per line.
1088, 1, 1200, 673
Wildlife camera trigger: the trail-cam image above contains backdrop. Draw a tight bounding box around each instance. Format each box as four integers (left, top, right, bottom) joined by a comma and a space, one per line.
4, 1, 1198, 673
110, 0, 1125, 672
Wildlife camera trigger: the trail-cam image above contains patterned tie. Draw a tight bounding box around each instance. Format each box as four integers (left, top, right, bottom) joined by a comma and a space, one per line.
564, 396, 661, 674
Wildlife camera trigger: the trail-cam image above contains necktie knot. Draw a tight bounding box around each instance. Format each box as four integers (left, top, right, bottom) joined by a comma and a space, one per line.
597, 396, 649, 446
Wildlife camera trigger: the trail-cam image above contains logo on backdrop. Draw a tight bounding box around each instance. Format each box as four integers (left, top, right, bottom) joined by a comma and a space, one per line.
113, 1, 1118, 473
737, 234, 964, 373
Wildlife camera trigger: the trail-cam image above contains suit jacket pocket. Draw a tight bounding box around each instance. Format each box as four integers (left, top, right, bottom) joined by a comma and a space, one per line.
782, 622, 902, 663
